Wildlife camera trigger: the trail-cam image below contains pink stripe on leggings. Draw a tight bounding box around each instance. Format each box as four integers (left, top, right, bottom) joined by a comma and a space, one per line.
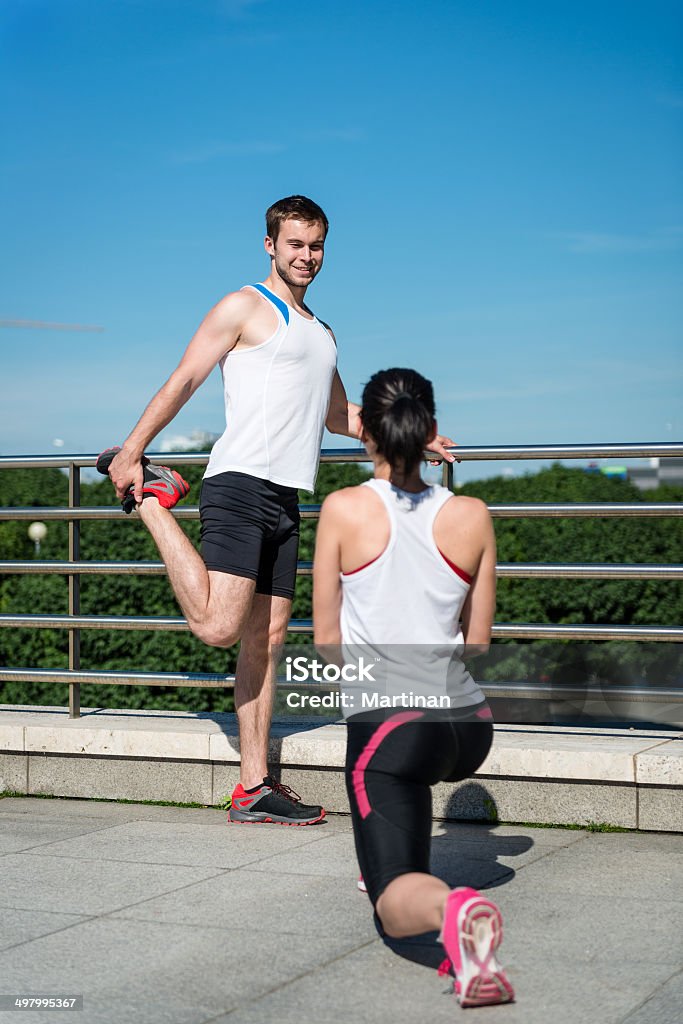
351, 711, 424, 819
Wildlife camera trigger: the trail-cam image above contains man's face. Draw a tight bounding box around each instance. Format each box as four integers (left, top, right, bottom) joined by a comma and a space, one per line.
265, 218, 326, 288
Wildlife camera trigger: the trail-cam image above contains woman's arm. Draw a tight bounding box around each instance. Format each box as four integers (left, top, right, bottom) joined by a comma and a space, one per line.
459, 503, 496, 652
313, 493, 345, 648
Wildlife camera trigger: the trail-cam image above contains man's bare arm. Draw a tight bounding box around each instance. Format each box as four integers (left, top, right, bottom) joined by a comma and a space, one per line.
325, 369, 362, 439
109, 291, 252, 502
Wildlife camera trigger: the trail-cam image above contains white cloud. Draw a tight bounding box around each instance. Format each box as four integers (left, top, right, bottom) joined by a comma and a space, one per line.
159, 430, 220, 452
170, 140, 286, 165
552, 228, 683, 254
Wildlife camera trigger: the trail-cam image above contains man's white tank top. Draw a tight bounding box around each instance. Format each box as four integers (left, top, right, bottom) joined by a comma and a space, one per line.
204, 284, 338, 492
340, 478, 484, 712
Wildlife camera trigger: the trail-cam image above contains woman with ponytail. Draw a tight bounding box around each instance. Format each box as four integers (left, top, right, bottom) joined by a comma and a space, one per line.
313, 368, 514, 1008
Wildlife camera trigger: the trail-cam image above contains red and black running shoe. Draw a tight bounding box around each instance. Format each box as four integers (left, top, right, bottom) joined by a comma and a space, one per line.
96, 446, 190, 514
228, 776, 325, 825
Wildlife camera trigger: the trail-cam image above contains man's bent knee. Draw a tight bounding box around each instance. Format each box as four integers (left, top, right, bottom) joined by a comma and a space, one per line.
189, 620, 242, 649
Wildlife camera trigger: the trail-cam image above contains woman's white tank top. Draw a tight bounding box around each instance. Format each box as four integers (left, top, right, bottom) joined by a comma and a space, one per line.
340, 478, 484, 712
204, 284, 338, 492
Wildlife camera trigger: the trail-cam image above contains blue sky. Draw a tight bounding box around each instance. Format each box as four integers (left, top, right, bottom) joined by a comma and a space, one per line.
1, 0, 681, 482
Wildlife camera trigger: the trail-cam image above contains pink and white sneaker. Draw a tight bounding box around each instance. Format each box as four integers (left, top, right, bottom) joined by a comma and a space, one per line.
439, 887, 515, 1008
357, 875, 368, 893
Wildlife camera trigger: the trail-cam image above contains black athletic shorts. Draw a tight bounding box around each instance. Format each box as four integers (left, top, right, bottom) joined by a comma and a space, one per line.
345, 704, 494, 906
199, 471, 300, 599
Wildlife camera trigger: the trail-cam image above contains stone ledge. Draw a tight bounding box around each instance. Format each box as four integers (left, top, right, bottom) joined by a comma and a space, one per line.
1, 705, 681, 831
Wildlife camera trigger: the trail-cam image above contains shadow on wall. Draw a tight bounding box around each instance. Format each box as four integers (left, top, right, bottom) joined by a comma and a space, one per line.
380, 784, 533, 971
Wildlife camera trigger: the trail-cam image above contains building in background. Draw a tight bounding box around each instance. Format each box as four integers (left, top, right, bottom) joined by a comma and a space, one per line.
627, 459, 683, 491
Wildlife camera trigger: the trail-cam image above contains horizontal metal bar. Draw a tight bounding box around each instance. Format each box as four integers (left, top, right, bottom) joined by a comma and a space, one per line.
0, 668, 681, 704
1, 503, 680, 522
0, 560, 169, 575
1, 560, 681, 580
488, 504, 683, 518
0, 561, 309, 577
0, 614, 191, 631
0, 505, 321, 521
492, 624, 683, 641
0, 506, 201, 521
0, 614, 680, 641
1, 442, 681, 470
0, 454, 213, 470
495, 563, 683, 579
480, 683, 683, 704
0, 668, 236, 689
435, 442, 683, 463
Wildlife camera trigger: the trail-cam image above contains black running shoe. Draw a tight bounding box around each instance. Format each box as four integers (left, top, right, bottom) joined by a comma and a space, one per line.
228, 776, 325, 825
96, 446, 190, 514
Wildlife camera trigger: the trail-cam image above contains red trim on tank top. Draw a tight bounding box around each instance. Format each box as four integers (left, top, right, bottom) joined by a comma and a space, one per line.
437, 549, 473, 585
342, 554, 381, 576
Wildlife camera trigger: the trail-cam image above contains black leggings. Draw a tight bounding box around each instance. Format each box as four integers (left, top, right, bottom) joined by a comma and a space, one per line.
345, 706, 494, 906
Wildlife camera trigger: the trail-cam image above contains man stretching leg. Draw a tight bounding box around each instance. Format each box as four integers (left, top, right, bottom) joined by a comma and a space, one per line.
100, 195, 455, 824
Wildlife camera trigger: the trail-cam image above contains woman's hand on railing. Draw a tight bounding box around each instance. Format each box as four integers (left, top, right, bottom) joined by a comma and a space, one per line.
426, 432, 459, 466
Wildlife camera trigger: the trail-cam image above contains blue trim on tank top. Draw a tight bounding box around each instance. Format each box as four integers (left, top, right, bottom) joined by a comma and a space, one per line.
252, 283, 290, 325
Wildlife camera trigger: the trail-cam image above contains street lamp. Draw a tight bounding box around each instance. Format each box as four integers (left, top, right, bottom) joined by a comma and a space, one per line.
28, 521, 47, 556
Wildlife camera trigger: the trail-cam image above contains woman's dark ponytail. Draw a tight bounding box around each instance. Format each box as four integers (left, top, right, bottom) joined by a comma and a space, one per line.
361, 368, 435, 474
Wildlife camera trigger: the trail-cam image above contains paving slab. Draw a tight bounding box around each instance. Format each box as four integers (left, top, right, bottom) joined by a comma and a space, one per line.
205, 942, 465, 1024
575, 829, 683, 852
0, 795, 228, 824
429, 834, 551, 879
241, 827, 362, 878
18, 817, 332, 870
0, 907, 90, 952
0, 814, 117, 854
619, 968, 683, 1024
507, 834, 683, 902
502, 890, 683, 965
1, 797, 681, 1024
0, 917, 354, 1024
0, 852, 224, 915
110, 867, 375, 943
203, 940, 680, 1024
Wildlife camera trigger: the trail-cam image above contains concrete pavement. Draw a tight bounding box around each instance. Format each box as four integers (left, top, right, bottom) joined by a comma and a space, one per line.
0, 796, 681, 1024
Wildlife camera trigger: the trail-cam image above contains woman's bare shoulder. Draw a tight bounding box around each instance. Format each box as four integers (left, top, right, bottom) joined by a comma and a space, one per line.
321, 485, 379, 520
441, 493, 490, 522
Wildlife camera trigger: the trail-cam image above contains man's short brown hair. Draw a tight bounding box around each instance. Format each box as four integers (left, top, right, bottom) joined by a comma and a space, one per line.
265, 195, 329, 243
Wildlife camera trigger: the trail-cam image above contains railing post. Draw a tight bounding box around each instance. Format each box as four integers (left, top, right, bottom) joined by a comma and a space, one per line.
441, 457, 454, 491
68, 463, 81, 718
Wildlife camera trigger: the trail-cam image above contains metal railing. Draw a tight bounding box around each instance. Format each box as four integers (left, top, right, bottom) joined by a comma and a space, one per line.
0, 442, 681, 717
